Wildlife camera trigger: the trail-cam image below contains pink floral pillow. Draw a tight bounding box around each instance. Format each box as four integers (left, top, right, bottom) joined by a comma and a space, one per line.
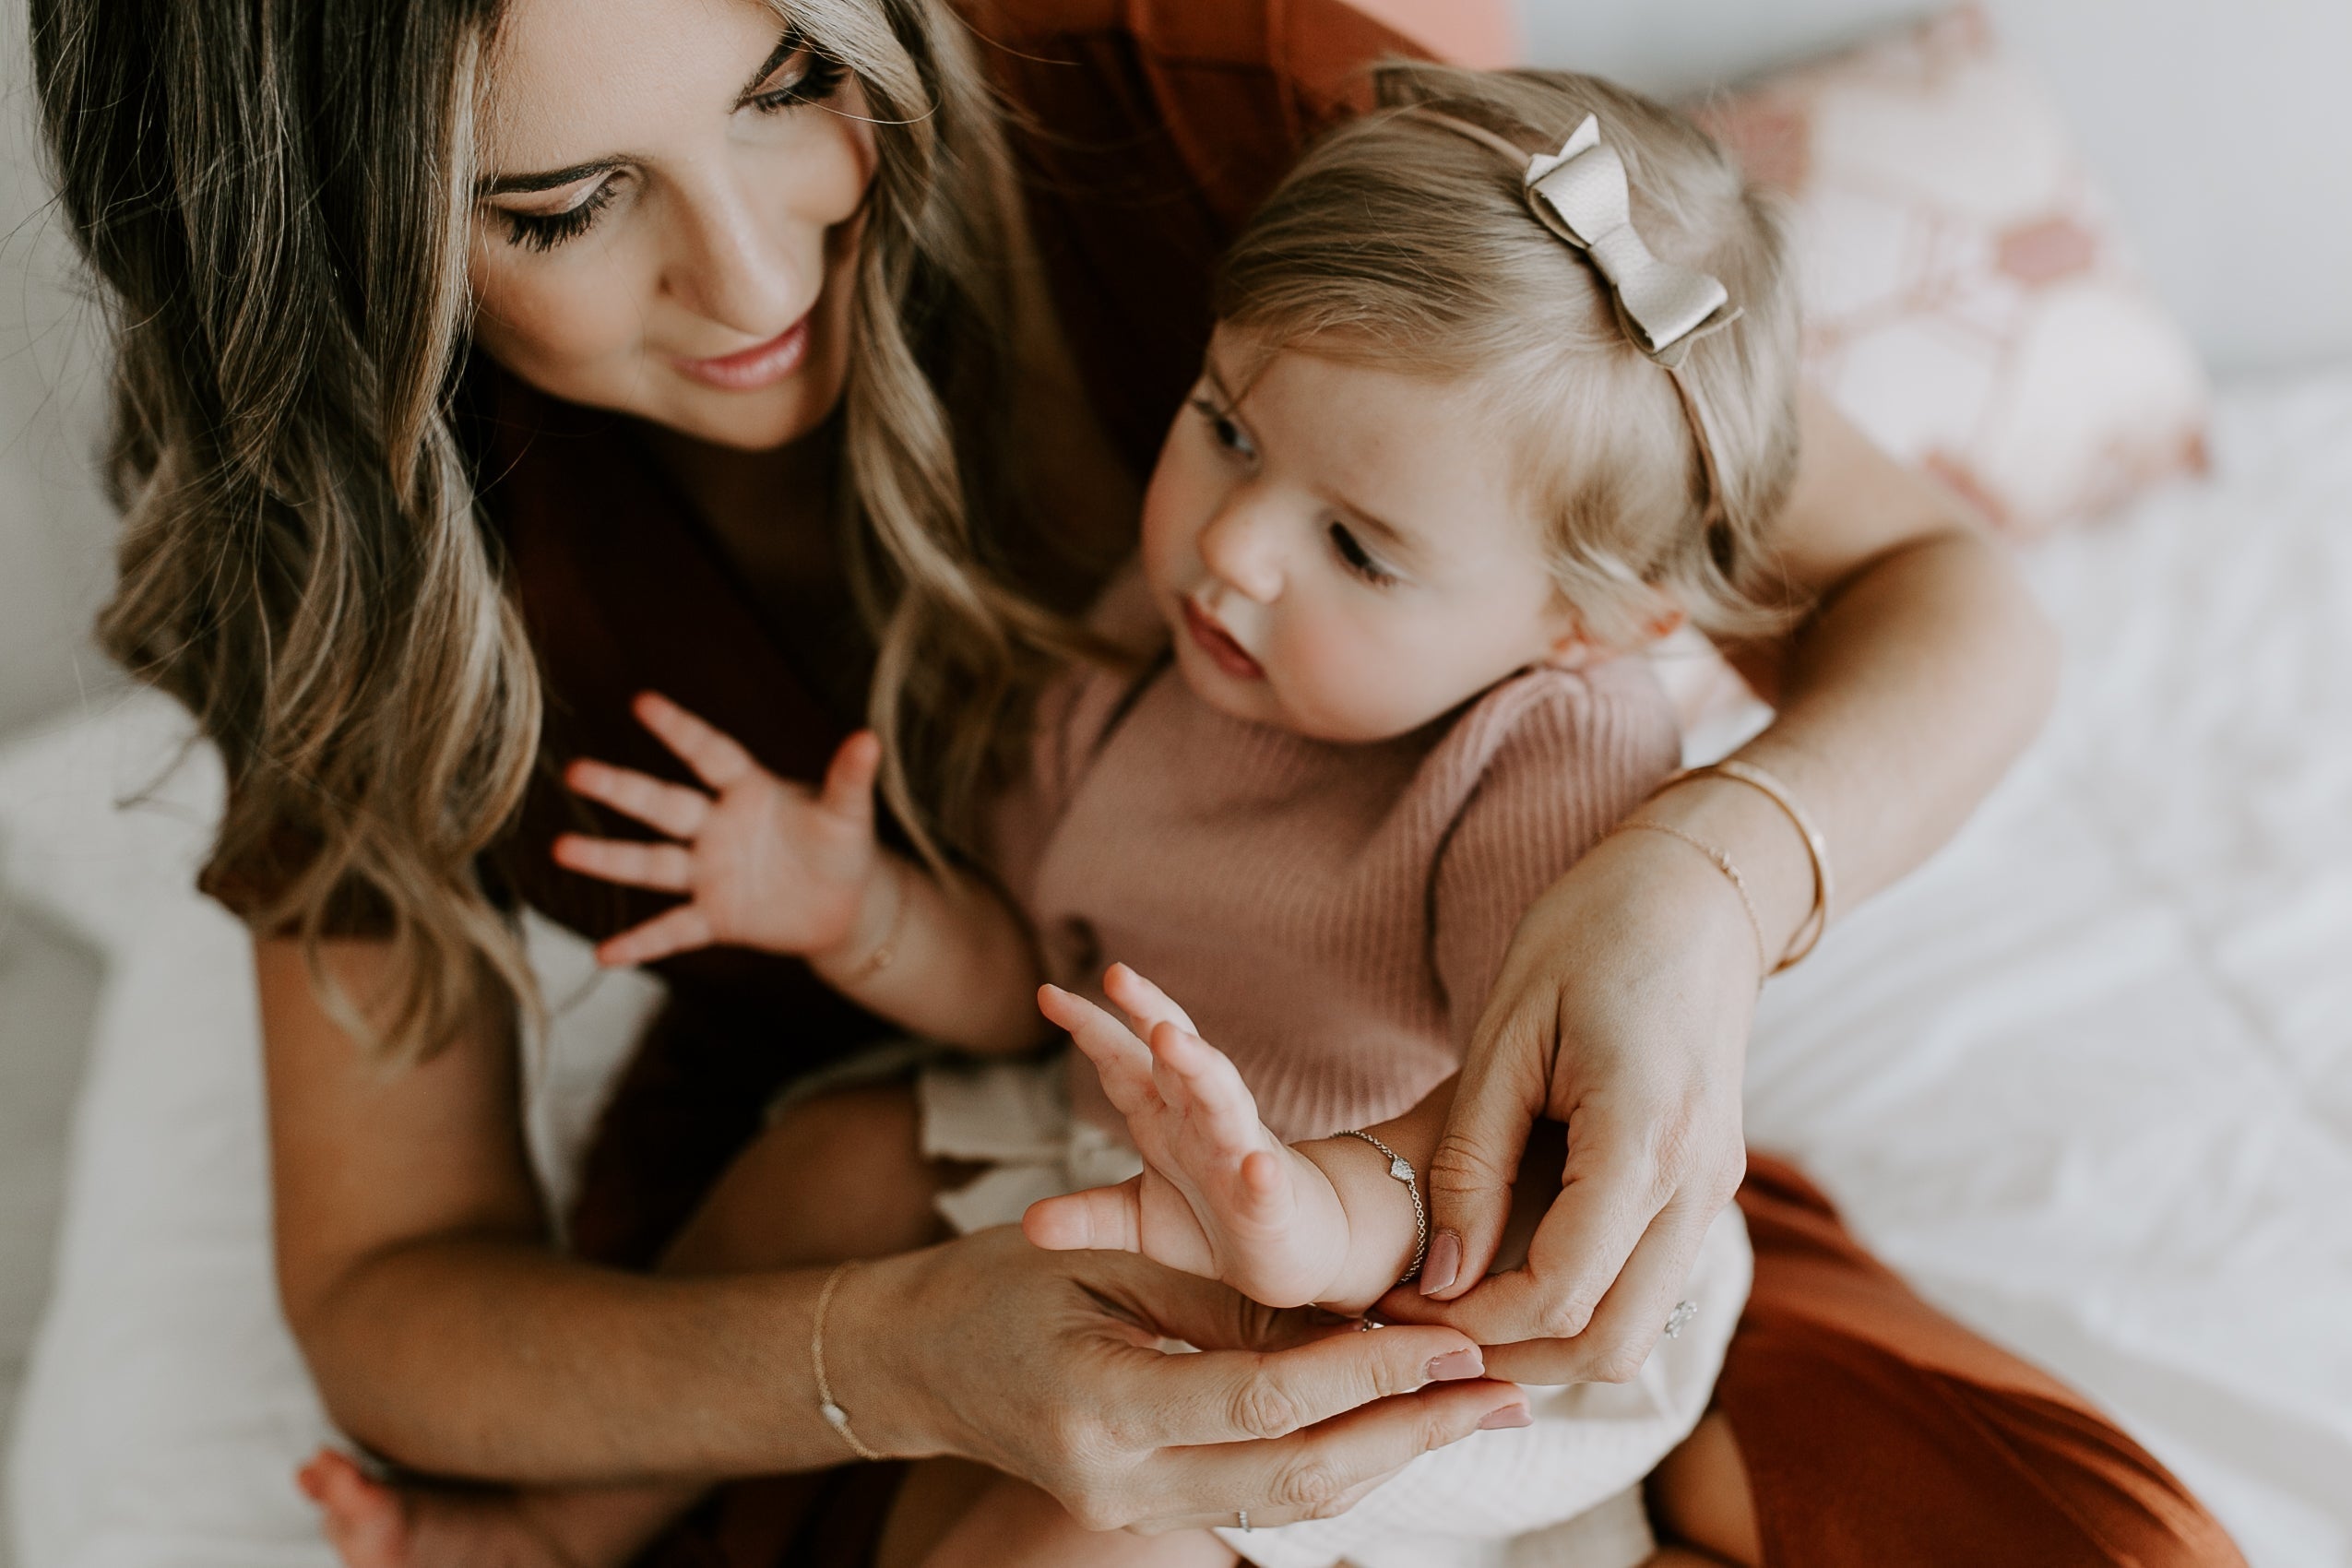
1697, 6, 2210, 538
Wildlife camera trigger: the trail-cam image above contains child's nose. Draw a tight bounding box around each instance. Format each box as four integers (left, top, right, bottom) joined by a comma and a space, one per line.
1196, 495, 1285, 602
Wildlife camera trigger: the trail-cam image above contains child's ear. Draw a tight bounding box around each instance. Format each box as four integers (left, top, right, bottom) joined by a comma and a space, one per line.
1537, 592, 1685, 669
1538, 628, 1605, 671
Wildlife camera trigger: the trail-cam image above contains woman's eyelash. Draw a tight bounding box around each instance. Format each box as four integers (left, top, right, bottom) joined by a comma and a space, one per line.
748, 40, 849, 113
502, 180, 620, 253
1329, 522, 1397, 586
496, 37, 844, 253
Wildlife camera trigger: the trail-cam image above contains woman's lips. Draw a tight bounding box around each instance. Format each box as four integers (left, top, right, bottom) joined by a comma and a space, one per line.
670, 315, 811, 392
1182, 598, 1265, 682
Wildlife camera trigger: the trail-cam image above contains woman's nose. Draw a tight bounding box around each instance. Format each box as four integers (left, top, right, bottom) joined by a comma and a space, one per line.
661, 178, 802, 337
1196, 496, 1286, 602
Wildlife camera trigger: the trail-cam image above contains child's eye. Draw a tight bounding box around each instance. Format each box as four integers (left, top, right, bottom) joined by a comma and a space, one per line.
746, 32, 849, 113
1189, 396, 1256, 460
499, 178, 622, 253
1328, 522, 1397, 587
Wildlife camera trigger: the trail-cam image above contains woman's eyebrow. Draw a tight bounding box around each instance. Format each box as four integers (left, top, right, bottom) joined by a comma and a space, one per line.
475, 30, 802, 198
734, 28, 802, 106
477, 159, 624, 199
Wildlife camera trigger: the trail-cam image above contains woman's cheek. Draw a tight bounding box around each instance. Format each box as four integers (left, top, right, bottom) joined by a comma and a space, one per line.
471, 245, 648, 398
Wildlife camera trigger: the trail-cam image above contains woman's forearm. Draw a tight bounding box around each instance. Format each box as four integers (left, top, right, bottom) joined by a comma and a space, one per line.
261, 936, 921, 1484
300, 1230, 910, 1484
1687, 526, 2059, 955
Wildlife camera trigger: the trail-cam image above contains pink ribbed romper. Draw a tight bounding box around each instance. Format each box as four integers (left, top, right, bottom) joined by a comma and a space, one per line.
992, 633, 1682, 1144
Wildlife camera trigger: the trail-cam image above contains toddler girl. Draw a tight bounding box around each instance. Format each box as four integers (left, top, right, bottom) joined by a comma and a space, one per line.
315, 63, 1800, 1568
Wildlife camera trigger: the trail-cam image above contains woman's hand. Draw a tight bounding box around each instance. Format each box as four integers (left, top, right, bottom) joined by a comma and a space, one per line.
850, 1228, 1531, 1534
1373, 395, 2061, 1381
1372, 825, 1760, 1384
552, 691, 891, 969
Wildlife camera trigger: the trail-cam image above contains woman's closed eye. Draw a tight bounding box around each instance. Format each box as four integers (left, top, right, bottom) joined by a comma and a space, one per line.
1328, 521, 1398, 587
743, 33, 849, 114
489, 30, 849, 253
497, 178, 623, 253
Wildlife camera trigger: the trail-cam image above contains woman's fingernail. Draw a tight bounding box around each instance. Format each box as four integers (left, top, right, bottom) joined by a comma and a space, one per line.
1477, 1403, 1533, 1431
1420, 1231, 1462, 1295
1425, 1348, 1484, 1383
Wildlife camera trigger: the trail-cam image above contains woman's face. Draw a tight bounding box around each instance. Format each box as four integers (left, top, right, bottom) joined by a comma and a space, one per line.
469, 0, 875, 451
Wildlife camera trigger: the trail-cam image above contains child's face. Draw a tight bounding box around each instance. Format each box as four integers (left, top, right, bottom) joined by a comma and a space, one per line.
1140, 330, 1591, 743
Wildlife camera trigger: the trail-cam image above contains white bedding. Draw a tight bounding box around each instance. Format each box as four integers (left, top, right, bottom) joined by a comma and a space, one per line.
5, 369, 2350, 1566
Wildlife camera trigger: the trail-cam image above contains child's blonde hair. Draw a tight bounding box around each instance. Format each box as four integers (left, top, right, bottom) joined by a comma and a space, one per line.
1214, 65, 1803, 647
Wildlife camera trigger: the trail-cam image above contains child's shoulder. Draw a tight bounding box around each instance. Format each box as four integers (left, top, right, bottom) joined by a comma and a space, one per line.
1405, 657, 1683, 847
1440, 658, 1681, 777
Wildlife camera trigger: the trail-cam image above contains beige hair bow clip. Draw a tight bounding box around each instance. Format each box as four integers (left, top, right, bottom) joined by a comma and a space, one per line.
1419, 109, 1740, 367
1522, 114, 1738, 366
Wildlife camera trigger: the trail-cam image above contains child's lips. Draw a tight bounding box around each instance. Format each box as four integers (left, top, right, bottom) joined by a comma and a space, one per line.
1182, 598, 1265, 681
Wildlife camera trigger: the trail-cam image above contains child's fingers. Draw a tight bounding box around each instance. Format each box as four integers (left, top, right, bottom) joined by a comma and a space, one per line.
1103, 962, 1200, 1039
552, 834, 695, 893
633, 692, 760, 791
1148, 1022, 1268, 1150
1039, 985, 1158, 1113
819, 731, 883, 827
594, 905, 716, 968
564, 758, 711, 840
1021, 1178, 1146, 1254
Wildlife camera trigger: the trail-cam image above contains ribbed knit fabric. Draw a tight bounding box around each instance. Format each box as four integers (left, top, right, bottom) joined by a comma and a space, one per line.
992, 631, 1682, 1145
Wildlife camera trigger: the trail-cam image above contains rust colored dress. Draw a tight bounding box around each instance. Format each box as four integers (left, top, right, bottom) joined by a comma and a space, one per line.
243, 2, 2247, 1562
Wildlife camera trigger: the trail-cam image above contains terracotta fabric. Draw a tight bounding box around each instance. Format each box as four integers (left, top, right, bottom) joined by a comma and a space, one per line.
203, 0, 2240, 1559
1723, 1155, 2244, 1566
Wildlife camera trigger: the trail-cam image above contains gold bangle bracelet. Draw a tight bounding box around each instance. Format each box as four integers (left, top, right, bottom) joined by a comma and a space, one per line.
812, 1261, 885, 1462
1612, 820, 1768, 984
1659, 759, 1834, 971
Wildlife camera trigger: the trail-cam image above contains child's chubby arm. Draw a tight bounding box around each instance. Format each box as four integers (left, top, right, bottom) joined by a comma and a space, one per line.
552, 692, 1043, 1054
1026, 964, 1452, 1314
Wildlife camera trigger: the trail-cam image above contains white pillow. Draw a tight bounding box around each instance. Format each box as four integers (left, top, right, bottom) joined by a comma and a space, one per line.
0, 694, 659, 1568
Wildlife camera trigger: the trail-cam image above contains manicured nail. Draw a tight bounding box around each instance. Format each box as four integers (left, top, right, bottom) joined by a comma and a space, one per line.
1419, 1230, 1462, 1295
1477, 1403, 1533, 1431
1425, 1348, 1484, 1383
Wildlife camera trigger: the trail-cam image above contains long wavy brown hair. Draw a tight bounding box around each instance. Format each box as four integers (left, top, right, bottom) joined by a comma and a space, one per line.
32, 0, 1088, 1063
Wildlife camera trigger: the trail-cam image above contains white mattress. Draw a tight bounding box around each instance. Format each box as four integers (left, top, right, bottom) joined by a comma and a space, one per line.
5, 369, 2351, 1566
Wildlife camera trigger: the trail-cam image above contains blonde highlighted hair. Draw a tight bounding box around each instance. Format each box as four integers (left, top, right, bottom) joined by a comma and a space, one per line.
34, 0, 1090, 1063
1215, 65, 1804, 648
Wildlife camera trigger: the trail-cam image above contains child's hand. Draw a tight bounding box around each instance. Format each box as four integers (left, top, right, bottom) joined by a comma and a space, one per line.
552, 692, 888, 969
1024, 964, 1350, 1309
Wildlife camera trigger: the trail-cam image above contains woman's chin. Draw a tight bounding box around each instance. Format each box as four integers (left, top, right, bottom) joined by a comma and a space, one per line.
654, 380, 841, 452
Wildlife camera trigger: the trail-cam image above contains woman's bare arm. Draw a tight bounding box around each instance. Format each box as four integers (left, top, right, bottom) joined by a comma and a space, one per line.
262, 936, 1525, 1508
1398, 388, 2060, 1372
1708, 385, 2060, 932
260, 936, 866, 1482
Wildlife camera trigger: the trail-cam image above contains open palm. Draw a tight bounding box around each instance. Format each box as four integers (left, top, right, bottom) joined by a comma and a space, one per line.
1024, 965, 1349, 1309
552, 692, 883, 968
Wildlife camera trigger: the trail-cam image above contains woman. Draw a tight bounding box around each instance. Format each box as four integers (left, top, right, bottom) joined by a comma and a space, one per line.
30, 0, 2240, 1562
